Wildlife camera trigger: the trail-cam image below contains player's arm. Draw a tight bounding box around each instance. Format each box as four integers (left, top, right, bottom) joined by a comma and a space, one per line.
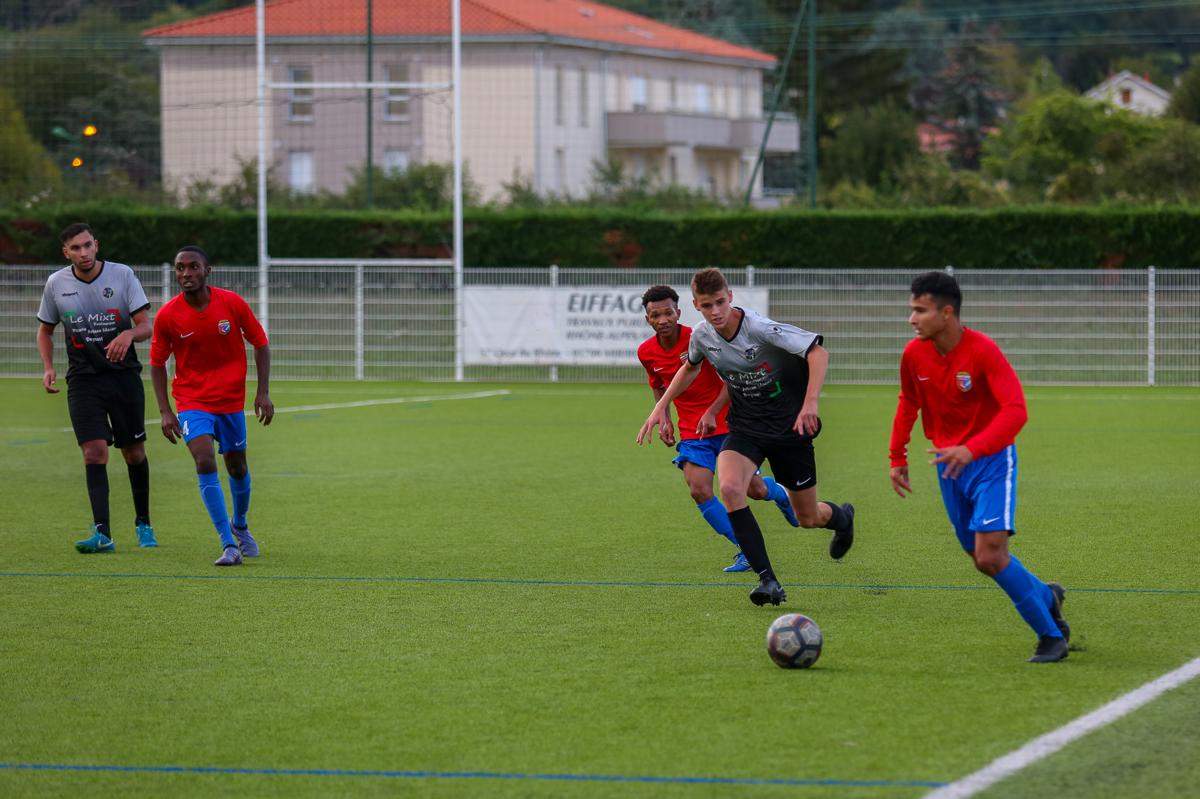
36, 322, 59, 393
148, 313, 181, 443
636, 358, 702, 445
795, 343, 828, 436
252, 343, 274, 426
889, 351, 921, 497
961, 343, 1027, 459
697, 382, 729, 437
105, 307, 151, 363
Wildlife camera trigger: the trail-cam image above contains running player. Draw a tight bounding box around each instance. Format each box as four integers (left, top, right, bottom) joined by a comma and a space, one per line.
149, 246, 273, 566
889, 271, 1069, 663
637, 268, 856, 607
36, 222, 158, 553
638, 285, 800, 574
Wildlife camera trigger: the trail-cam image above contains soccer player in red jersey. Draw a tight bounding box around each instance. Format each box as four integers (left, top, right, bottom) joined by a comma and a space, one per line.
149, 246, 274, 566
637, 285, 799, 574
889, 271, 1069, 663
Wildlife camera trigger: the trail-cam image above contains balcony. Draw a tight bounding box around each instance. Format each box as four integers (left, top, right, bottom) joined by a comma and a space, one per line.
606, 111, 799, 153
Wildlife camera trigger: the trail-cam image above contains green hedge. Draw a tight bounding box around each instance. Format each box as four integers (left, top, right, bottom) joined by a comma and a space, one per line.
3, 204, 1199, 267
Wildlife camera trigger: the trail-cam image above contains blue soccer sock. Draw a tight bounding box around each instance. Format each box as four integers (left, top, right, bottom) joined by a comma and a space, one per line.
993, 556, 1061, 639
760, 476, 789, 505
697, 497, 739, 548
198, 471, 236, 549
229, 472, 251, 529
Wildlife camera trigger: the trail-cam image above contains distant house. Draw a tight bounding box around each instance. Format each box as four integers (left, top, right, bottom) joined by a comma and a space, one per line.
143, 0, 799, 201
1086, 70, 1172, 117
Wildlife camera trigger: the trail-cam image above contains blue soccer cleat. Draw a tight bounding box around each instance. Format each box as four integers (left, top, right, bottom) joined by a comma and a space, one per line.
775, 494, 800, 528
723, 551, 751, 573
214, 545, 243, 566
75, 525, 115, 554
136, 522, 158, 548
232, 524, 259, 557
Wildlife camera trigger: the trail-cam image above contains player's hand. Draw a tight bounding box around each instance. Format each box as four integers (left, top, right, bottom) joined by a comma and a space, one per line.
160, 411, 182, 444
696, 410, 718, 438
255, 392, 274, 426
929, 445, 974, 479
659, 416, 676, 446
105, 330, 133, 362
42, 368, 59, 394
890, 466, 912, 498
795, 399, 820, 436
636, 406, 671, 446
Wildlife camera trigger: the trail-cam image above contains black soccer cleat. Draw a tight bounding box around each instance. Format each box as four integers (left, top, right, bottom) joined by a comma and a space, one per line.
750, 578, 787, 607
829, 503, 855, 560
1047, 581, 1070, 643
1028, 635, 1069, 663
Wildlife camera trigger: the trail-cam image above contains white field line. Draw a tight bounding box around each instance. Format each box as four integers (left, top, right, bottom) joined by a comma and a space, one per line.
923, 655, 1200, 799
53, 390, 512, 432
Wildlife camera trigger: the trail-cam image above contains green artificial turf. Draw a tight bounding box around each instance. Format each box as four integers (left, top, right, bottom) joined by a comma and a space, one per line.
1, 381, 1197, 798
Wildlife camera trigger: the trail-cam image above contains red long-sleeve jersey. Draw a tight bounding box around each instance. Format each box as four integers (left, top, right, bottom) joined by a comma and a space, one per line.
889, 327, 1028, 468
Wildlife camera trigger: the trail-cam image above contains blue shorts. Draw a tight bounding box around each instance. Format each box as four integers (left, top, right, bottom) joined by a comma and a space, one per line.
673, 435, 727, 473
178, 410, 248, 454
937, 444, 1018, 553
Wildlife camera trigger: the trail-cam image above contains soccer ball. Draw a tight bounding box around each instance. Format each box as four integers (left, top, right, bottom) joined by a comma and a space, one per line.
766, 613, 823, 669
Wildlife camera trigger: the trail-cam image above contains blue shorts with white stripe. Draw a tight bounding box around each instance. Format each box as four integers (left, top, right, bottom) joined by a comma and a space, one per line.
936, 444, 1018, 552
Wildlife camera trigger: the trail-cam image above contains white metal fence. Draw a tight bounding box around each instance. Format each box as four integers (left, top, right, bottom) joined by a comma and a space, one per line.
5, 266, 1198, 385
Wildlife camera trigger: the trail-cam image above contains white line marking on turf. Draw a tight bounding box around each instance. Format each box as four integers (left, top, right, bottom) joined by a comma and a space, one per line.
923, 655, 1200, 799
56, 390, 511, 432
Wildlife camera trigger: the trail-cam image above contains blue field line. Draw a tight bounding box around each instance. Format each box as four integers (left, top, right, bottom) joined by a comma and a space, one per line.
0, 570, 1197, 596
0, 761, 947, 789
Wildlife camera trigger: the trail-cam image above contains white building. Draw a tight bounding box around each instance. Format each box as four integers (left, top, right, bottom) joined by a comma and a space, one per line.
1086, 70, 1172, 117
143, 0, 799, 201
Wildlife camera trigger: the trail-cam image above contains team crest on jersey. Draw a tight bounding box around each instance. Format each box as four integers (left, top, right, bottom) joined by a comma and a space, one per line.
217, 319, 232, 335
102, 287, 114, 298
743, 345, 760, 360
956, 371, 973, 392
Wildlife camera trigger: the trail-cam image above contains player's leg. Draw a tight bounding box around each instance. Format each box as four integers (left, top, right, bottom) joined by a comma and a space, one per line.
109, 372, 155, 547
180, 411, 241, 565
68, 376, 115, 553
770, 439, 854, 559
717, 438, 785, 605
217, 413, 258, 557
748, 472, 800, 528
676, 437, 745, 572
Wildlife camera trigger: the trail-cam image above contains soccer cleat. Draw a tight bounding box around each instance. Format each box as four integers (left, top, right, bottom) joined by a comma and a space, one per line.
750, 578, 787, 607
829, 503, 855, 560
774, 494, 800, 528
1028, 635, 1069, 663
1047, 582, 1070, 643
214, 545, 243, 566
232, 524, 259, 558
135, 522, 158, 548
723, 552, 751, 573
74, 526, 115, 554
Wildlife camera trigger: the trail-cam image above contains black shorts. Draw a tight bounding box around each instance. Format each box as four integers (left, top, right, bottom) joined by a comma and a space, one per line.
66, 371, 146, 448
721, 431, 817, 492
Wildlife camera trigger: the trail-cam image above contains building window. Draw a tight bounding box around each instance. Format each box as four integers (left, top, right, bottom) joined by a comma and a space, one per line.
669, 154, 678, 183
383, 149, 409, 174
726, 85, 736, 117
630, 75, 648, 112
740, 72, 751, 116
669, 77, 678, 110
554, 148, 566, 192
715, 84, 726, 115
288, 66, 313, 121
555, 66, 564, 126
578, 68, 589, 127
288, 151, 314, 193
1120, 87, 1132, 105
695, 83, 711, 114
385, 63, 410, 121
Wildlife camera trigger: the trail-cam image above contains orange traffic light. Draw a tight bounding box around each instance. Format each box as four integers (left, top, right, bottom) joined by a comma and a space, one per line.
82, 124, 98, 137
71, 157, 84, 168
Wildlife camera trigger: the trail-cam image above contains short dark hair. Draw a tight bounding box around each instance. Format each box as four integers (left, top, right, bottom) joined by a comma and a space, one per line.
60, 222, 94, 243
641, 285, 679, 308
911, 271, 962, 315
691, 267, 729, 296
175, 245, 210, 265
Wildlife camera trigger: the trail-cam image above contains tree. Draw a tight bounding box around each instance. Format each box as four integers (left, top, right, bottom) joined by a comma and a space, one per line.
1169, 62, 1200, 125
820, 98, 917, 188
0, 86, 63, 204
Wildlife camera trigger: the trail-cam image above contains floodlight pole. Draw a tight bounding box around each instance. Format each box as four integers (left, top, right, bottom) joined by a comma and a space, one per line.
256, 0, 269, 331
807, 0, 817, 208
452, 0, 464, 381
366, 0, 374, 208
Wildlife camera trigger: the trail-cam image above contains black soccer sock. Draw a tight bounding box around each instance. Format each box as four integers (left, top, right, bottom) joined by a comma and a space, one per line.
822, 501, 848, 531
728, 507, 776, 582
127, 458, 150, 525
85, 463, 110, 538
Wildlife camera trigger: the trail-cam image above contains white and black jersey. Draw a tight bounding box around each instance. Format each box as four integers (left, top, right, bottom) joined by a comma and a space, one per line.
687, 307, 823, 441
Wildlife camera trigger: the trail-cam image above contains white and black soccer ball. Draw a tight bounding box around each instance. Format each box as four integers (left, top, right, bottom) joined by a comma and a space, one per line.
766, 613, 823, 669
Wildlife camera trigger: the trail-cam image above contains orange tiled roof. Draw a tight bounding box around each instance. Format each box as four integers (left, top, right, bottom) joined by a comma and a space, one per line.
142, 0, 774, 65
